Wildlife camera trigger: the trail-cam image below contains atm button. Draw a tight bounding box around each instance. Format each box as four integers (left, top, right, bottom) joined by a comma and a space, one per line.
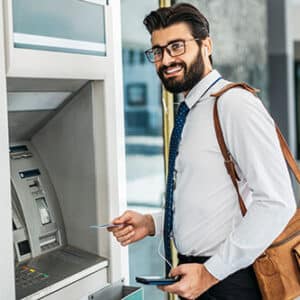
40, 273, 49, 280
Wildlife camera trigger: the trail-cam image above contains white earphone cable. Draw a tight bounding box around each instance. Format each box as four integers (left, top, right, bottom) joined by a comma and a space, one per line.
158, 235, 173, 271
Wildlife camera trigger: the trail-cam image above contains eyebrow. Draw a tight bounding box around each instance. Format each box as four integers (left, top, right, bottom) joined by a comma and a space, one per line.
151, 38, 184, 49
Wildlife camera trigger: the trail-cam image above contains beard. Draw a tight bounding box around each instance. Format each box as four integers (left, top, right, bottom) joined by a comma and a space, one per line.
157, 50, 205, 94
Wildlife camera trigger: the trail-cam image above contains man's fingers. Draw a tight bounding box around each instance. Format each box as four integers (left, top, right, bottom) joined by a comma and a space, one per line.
116, 230, 135, 246
107, 224, 125, 232
110, 224, 135, 246
157, 281, 181, 293
113, 225, 134, 238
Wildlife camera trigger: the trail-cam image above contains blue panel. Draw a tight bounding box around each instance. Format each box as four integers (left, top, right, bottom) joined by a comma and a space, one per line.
12, 0, 106, 56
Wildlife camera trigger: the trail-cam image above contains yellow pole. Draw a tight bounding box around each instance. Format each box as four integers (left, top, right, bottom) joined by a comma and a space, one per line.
159, 0, 172, 7
158, 2, 178, 300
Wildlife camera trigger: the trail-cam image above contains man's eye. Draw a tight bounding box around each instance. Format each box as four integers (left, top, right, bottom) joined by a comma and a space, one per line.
170, 42, 183, 51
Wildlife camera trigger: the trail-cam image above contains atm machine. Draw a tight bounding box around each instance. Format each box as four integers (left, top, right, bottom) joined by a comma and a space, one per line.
0, 0, 141, 299
8, 79, 112, 300
10, 140, 108, 299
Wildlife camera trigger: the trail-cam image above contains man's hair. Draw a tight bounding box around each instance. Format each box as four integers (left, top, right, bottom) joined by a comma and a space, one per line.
143, 3, 212, 64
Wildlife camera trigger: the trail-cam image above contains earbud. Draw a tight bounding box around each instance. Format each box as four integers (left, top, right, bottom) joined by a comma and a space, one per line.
204, 46, 208, 57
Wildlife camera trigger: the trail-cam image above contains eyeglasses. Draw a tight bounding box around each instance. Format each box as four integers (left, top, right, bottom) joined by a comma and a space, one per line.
145, 38, 200, 63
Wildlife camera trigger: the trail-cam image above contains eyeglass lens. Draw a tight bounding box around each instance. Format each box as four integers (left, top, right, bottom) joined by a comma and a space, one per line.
147, 40, 185, 62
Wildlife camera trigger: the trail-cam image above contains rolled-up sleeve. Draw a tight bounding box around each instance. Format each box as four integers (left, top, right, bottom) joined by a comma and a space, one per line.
151, 211, 164, 236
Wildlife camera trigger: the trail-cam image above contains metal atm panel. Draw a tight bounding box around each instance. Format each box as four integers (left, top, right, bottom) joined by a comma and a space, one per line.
11, 142, 108, 299
10, 143, 65, 260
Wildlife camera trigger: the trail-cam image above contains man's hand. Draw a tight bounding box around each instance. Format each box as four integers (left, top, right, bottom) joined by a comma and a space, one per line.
158, 263, 219, 299
108, 210, 155, 246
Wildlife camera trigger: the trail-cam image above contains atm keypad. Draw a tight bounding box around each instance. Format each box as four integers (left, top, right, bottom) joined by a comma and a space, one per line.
15, 265, 49, 288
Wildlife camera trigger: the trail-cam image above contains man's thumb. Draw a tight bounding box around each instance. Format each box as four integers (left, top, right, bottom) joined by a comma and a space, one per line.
169, 266, 182, 277
113, 211, 132, 224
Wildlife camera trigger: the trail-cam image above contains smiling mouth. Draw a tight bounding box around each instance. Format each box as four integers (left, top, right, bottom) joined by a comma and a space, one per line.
163, 65, 184, 77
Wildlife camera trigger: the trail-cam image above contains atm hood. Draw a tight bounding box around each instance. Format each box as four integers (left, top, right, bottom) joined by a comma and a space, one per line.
6, 78, 88, 142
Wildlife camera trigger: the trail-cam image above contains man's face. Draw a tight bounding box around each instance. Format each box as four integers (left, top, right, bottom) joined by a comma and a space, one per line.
151, 22, 205, 94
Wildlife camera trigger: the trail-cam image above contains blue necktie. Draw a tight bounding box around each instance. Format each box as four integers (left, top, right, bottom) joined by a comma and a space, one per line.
164, 101, 190, 275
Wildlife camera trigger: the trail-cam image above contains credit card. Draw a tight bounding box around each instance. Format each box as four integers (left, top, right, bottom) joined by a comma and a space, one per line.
89, 223, 125, 229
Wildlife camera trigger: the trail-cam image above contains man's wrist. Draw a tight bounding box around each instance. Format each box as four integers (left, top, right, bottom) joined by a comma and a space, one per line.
202, 264, 219, 286
144, 214, 155, 236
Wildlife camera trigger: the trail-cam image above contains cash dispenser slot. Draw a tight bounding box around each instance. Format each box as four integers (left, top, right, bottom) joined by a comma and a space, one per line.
10, 145, 32, 160
39, 230, 59, 252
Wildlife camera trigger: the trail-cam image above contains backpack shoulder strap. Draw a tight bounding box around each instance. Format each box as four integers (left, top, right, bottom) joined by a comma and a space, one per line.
212, 82, 300, 216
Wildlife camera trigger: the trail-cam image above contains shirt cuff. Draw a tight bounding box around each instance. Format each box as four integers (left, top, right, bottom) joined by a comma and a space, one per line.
151, 212, 163, 237
204, 254, 234, 281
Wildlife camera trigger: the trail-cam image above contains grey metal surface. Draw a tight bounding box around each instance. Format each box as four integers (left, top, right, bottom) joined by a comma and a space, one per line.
6, 78, 88, 93
8, 111, 54, 142
32, 82, 101, 255
89, 282, 142, 300
15, 245, 107, 300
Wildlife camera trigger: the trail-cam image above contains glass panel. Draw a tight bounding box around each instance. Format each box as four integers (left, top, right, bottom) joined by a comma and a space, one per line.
174, 0, 268, 105
121, 1, 166, 300
12, 0, 106, 56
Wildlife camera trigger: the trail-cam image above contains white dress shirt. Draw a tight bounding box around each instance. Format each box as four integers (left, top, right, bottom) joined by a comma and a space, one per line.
151, 69, 296, 280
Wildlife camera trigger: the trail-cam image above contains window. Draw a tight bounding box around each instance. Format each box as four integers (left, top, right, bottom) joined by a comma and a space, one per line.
121, 1, 166, 300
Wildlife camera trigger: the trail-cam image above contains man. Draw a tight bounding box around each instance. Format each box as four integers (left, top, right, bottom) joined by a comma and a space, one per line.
109, 3, 296, 299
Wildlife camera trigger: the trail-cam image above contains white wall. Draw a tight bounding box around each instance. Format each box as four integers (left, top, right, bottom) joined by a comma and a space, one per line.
0, 1, 15, 299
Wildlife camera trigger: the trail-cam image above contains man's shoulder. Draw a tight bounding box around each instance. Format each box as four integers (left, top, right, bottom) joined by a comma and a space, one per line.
216, 82, 261, 114
217, 81, 258, 100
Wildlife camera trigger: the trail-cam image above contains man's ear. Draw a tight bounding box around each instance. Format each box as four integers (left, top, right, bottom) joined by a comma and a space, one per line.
202, 37, 212, 56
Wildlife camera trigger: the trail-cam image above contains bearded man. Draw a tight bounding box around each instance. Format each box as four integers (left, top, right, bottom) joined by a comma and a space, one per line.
109, 3, 296, 299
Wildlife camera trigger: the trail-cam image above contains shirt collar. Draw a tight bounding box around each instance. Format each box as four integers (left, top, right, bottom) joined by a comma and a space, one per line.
184, 69, 222, 109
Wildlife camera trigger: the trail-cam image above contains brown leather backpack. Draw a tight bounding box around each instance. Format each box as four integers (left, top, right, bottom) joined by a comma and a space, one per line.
212, 82, 300, 300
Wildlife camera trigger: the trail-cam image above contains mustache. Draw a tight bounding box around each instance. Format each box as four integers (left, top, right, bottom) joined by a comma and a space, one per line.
158, 62, 186, 74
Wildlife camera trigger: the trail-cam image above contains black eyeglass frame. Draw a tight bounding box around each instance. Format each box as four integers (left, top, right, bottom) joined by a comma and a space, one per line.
145, 38, 200, 63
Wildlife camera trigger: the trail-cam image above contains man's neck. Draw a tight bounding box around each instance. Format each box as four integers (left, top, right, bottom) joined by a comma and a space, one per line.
183, 68, 213, 98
